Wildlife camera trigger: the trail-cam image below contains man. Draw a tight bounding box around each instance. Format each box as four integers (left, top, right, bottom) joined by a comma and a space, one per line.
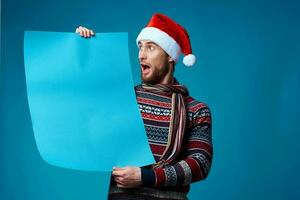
76, 13, 213, 200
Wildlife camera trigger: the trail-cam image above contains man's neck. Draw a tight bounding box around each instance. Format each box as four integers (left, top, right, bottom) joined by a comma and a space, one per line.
159, 75, 174, 85
158, 65, 174, 85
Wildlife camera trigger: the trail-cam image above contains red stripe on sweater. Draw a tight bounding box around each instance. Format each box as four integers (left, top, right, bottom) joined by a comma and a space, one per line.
195, 117, 211, 124
137, 97, 171, 108
189, 103, 207, 112
187, 141, 213, 156
185, 158, 202, 182
150, 143, 166, 155
141, 113, 171, 121
155, 168, 166, 186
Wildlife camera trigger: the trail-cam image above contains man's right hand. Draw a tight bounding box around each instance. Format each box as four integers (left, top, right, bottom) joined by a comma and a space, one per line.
75, 26, 95, 38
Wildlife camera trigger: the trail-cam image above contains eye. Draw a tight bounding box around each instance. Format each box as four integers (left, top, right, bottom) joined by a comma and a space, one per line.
149, 45, 155, 51
138, 45, 144, 51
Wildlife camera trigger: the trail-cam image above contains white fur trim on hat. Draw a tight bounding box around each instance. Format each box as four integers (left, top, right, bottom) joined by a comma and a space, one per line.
183, 54, 196, 67
136, 27, 181, 63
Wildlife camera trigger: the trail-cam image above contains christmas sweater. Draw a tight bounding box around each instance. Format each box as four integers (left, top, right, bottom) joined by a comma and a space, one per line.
135, 85, 213, 193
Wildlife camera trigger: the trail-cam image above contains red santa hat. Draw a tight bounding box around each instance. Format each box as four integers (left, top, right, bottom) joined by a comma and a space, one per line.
136, 13, 196, 67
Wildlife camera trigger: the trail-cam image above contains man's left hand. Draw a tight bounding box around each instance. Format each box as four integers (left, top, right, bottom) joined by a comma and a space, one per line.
112, 166, 142, 188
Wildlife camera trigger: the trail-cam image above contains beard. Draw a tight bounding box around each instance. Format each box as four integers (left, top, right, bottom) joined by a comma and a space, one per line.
141, 64, 170, 85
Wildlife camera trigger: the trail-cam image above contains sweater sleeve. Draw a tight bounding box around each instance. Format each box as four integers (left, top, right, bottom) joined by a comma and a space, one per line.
141, 104, 213, 187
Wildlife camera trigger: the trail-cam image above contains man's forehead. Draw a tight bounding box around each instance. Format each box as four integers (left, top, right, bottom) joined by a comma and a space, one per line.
138, 40, 158, 46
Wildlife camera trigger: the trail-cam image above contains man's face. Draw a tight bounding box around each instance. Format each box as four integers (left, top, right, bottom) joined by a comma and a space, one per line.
138, 40, 171, 84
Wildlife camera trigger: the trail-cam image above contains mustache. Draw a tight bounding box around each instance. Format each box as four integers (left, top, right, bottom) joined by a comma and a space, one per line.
140, 62, 151, 68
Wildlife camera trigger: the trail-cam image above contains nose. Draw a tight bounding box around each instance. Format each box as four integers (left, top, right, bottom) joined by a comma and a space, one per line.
139, 48, 147, 61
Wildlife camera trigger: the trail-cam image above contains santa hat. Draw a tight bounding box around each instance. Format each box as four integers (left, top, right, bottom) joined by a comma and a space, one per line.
136, 13, 196, 67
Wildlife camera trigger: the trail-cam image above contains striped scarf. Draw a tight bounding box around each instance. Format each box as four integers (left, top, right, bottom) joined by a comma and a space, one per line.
141, 80, 189, 168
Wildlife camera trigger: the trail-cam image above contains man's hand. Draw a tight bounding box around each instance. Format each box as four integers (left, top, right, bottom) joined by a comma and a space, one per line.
112, 166, 142, 188
75, 26, 95, 38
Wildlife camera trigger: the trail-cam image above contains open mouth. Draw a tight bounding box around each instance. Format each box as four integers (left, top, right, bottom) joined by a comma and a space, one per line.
141, 64, 151, 75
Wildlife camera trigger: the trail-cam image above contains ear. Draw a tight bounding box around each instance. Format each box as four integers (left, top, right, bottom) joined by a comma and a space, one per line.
168, 59, 175, 73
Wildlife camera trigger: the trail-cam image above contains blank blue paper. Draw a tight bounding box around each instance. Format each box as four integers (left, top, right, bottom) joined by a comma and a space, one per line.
24, 31, 155, 171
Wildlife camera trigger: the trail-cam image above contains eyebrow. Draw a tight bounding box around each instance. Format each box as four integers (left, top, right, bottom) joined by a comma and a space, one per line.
138, 41, 158, 46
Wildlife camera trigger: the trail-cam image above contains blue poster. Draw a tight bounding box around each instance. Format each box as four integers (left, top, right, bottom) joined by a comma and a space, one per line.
24, 31, 155, 171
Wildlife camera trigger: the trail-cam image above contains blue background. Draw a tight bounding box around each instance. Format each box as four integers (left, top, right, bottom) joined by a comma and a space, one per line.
1, 0, 300, 199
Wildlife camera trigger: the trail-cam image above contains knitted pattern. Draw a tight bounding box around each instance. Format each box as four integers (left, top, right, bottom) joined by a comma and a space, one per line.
109, 84, 213, 198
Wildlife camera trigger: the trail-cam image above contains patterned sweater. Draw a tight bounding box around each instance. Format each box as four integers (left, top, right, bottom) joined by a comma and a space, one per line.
137, 84, 213, 192
109, 84, 213, 197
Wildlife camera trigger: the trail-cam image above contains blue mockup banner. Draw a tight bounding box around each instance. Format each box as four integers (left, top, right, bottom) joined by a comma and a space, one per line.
24, 31, 155, 171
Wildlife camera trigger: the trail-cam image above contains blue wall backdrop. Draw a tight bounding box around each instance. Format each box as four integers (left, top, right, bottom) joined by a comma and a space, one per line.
1, 0, 300, 199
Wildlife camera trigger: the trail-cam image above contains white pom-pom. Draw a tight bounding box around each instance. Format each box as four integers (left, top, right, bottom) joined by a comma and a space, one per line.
183, 54, 196, 67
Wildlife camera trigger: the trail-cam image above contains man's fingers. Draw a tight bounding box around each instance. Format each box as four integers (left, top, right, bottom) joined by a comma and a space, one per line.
75, 26, 95, 38
85, 28, 91, 37
112, 170, 124, 177
75, 27, 83, 36
76, 26, 84, 34
113, 166, 124, 171
81, 28, 87, 37
114, 176, 131, 188
114, 176, 125, 184
83, 27, 94, 37
75, 26, 82, 33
